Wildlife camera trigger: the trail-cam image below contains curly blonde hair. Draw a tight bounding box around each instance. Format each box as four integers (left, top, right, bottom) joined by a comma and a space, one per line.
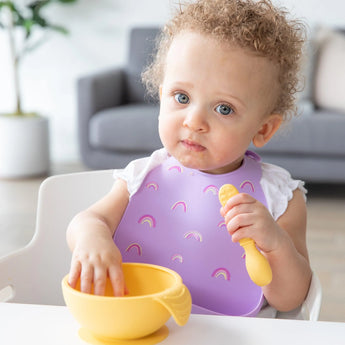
142, 0, 306, 119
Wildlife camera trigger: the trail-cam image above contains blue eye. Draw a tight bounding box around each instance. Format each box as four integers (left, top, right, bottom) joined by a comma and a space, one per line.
175, 93, 189, 104
216, 104, 234, 116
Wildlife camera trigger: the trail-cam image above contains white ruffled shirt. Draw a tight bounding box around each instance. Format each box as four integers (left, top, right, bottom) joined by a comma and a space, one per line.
114, 148, 306, 222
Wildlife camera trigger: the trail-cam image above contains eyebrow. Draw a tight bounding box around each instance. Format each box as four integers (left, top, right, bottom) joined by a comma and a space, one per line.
167, 81, 195, 90
219, 92, 246, 110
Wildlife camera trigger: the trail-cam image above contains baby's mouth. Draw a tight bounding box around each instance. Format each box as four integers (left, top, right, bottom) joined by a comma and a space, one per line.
181, 139, 206, 152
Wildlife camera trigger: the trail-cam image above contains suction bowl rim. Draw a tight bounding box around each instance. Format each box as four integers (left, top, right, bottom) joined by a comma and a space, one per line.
62, 262, 183, 301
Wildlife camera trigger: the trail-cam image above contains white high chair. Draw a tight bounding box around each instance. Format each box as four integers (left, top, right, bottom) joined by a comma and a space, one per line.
0, 170, 114, 305
0, 170, 322, 320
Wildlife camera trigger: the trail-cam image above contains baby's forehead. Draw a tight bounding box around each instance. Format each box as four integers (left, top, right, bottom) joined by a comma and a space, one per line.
168, 31, 279, 74
165, 32, 280, 111
171, 30, 277, 62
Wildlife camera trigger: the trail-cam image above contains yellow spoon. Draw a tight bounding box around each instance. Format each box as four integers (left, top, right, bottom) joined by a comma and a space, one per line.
218, 184, 272, 286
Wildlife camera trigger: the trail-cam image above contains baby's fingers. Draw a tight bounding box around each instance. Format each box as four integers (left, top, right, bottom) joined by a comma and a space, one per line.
93, 266, 108, 296
109, 265, 126, 297
68, 260, 81, 289
80, 264, 94, 294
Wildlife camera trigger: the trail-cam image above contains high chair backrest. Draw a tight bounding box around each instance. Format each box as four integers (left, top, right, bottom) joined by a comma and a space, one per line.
0, 170, 114, 305
0, 170, 322, 320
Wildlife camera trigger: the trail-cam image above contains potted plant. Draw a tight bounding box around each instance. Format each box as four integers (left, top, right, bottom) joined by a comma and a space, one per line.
0, 0, 77, 178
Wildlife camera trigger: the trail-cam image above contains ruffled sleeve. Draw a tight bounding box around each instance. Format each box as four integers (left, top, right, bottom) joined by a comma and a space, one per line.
260, 162, 307, 220
113, 148, 168, 198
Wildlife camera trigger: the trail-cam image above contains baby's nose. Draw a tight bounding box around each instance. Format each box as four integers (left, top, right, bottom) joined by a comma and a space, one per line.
182, 107, 209, 132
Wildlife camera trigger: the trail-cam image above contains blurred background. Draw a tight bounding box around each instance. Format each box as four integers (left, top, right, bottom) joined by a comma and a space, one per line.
0, 0, 173, 163
0, 0, 344, 164
0, 0, 344, 323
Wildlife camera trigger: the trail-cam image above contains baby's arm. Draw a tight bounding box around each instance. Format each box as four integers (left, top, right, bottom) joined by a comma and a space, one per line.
221, 189, 312, 312
66, 178, 129, 296
262, 189, 312, 311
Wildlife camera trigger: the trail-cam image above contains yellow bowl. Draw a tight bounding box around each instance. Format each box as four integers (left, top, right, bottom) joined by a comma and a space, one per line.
62, 263, 191, 344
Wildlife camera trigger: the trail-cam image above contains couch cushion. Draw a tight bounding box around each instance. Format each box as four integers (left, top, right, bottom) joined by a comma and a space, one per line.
252, 110, 345, 157
90, 104, 161, 152
313, 27, 345, 113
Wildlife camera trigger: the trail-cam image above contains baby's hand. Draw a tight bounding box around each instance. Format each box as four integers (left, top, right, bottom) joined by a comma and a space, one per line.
68, 230, 126, 296
220, 192, 282, 254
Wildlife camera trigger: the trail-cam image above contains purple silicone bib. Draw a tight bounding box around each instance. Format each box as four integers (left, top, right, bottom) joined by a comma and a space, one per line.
114, 151, 267, 316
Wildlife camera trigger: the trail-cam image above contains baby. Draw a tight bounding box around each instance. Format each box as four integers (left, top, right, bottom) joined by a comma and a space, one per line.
67, 0, 312, 317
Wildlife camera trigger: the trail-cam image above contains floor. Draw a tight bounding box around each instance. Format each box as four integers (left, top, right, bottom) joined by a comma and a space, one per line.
305, 183, 345, 322
0, 164, 344, 322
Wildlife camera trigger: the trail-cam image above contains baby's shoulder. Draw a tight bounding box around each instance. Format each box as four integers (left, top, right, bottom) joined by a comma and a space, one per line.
260, 162, 306, 220
113, 148, 168, 197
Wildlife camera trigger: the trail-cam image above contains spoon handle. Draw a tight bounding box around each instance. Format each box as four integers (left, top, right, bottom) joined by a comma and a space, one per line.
218, 184, 272, 286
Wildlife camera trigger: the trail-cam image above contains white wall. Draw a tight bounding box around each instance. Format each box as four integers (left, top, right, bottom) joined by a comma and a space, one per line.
0, 0, 344, 163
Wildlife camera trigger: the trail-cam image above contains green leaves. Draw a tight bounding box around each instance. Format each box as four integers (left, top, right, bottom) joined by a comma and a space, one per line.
57, 0, 78, 3
0, 0, 77, 38
0, 0, 77, 115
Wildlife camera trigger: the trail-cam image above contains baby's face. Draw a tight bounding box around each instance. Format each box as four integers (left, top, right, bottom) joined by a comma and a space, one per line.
159, 31, 280, 174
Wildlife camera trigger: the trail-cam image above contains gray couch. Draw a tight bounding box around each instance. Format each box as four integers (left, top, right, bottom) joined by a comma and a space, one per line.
251, 107, 345, 183
77, 27, 161, 169
78, 26, 345, 183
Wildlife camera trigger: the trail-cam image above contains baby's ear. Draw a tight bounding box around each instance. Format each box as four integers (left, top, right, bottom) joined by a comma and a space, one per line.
252, 114, 283, 148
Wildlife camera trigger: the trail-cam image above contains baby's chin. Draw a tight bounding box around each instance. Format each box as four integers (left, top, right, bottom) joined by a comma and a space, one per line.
171, 152, 204, 169
169, 148, 240, 174
172, 155, 222, 174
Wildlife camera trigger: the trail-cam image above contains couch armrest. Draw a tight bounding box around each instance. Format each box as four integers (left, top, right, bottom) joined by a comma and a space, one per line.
77, 67, 126, 157
77, 67, 126, 118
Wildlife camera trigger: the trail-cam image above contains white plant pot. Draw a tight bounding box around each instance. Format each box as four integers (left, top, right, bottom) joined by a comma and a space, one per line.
0, 115, 50, 178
